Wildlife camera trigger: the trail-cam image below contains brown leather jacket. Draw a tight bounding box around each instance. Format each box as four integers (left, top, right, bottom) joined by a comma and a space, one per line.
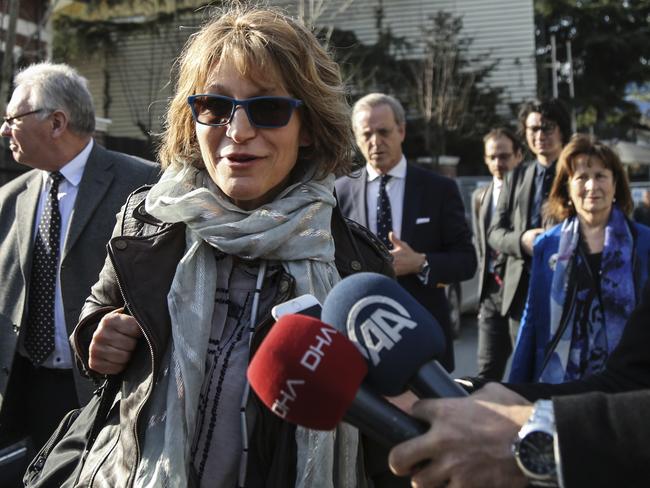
70, 185, 393, 487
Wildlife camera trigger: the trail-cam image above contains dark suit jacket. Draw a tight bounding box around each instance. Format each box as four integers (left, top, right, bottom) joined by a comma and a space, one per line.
487, 161, 537, 318
554, 389, 650, 487
335, 163, 477, 371
0, 143, 159, 410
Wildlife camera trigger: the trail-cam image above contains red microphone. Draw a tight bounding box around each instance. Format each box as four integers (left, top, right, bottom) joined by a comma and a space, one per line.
248, 314, 427, 447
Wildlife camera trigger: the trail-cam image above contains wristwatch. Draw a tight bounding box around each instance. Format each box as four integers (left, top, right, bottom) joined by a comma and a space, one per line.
417, 254, 429, 280
513, 400, 559, 487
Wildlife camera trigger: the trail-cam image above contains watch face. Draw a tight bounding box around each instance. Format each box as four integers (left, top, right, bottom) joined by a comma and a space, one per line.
518, 431, 555, 477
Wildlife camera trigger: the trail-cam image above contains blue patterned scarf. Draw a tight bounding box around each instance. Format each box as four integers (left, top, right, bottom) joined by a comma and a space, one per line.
539, 206, 636, 383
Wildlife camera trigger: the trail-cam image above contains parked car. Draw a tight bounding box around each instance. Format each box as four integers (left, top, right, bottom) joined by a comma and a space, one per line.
630, 181, 650, 207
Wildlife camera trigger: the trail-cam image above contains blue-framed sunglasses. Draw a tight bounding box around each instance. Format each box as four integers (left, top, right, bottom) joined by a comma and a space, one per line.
187, 94, 303, 129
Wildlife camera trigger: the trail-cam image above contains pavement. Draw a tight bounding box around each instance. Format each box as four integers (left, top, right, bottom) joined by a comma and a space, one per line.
452, 313, 479, 378
452, 313, 512, 381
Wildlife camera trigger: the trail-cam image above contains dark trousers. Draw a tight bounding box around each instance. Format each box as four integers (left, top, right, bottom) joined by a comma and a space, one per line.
506, 268, 531, 345
507, 281, 528, 346
477, 278, 512, 381
0, 353, 79, 453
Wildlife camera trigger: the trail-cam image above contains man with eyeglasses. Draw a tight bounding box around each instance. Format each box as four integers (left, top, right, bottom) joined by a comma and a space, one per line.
0, 62, 159, 485
487, 99, 571, 346
473, 128, 523, 380
336, 92, 476, 488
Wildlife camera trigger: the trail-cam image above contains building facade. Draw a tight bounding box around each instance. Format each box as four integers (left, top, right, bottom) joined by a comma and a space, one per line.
1, 0, 537, 175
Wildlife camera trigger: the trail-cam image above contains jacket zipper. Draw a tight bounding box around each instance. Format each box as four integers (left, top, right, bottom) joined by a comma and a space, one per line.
24, 408, 82, 481
88, 248, 157, 487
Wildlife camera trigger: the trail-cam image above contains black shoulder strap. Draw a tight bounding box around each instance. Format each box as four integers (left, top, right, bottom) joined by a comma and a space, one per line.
121, 185, 164, 236
87, 376, 121, 446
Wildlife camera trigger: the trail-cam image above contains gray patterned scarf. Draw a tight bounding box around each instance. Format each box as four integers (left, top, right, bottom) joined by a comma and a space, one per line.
133, 164, 359, 487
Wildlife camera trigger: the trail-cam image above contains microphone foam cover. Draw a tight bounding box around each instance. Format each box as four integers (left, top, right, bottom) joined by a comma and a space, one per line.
322, 272, 445, 396
247, 314, 367, 430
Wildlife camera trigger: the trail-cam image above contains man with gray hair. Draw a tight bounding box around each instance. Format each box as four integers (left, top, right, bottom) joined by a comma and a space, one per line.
337, 92, 475, 487
337, 93, 476, 371
0, 62, 159, 480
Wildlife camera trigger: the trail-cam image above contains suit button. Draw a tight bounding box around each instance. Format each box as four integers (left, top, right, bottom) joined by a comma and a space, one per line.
114, 240, 128, 250
351, 260, 362, 271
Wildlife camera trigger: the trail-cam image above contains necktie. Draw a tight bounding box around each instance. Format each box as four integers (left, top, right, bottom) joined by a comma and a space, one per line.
25, 171, 64, 365
530, 163, 555, 229
376, 174, 393, 249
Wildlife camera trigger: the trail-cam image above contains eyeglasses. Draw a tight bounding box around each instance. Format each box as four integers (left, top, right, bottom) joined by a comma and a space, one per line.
187, 95, 303, 129
526, 121, 558, 135
485, 152, 514, 162
2, 108, 43, 127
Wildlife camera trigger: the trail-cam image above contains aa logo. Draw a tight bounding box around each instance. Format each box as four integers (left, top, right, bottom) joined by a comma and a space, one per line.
346, 296, 417, 366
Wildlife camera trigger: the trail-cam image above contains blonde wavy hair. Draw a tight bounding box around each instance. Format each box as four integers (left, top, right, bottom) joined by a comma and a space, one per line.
158, 4, 353, 178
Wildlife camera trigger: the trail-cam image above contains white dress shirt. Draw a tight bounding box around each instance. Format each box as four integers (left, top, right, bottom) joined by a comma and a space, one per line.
491, 176, 503, 217
365, 155, 407, 239
30, 139, 94, 369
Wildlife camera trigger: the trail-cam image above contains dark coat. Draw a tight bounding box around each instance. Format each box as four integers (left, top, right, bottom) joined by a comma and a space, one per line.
487, 161, 537, 318
0, 143, 159, 412
554, 389, 650, 487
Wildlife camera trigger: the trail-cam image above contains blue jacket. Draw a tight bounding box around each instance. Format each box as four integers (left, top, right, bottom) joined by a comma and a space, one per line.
509, 219, 650, 383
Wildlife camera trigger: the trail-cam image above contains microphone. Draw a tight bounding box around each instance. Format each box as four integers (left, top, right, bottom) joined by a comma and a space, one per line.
247, 314, 427, 448
321, 272, 467, 398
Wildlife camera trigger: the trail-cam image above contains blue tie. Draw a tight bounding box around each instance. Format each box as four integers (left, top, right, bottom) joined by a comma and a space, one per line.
25, 171, 64, 365
377, 174, 393, 249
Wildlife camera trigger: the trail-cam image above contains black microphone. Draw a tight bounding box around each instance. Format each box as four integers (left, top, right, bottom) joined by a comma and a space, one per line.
247, 314, 427, 448
321, 272, 468, 398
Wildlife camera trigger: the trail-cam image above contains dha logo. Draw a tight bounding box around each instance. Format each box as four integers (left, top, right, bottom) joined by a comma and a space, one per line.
346, 296, 417, 366
300, 325, 337, 372
271, 379, 305, 418
270, 325, 337, 418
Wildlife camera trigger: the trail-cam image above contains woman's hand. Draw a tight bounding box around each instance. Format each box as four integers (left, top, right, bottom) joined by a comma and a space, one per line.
88, 309, 142, 375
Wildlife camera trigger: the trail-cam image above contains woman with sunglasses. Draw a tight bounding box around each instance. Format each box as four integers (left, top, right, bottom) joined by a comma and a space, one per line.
509, 135, 650, 384
69, 5, 392, 487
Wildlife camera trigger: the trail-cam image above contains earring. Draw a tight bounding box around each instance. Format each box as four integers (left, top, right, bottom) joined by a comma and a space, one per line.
613, 197, 617, 203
